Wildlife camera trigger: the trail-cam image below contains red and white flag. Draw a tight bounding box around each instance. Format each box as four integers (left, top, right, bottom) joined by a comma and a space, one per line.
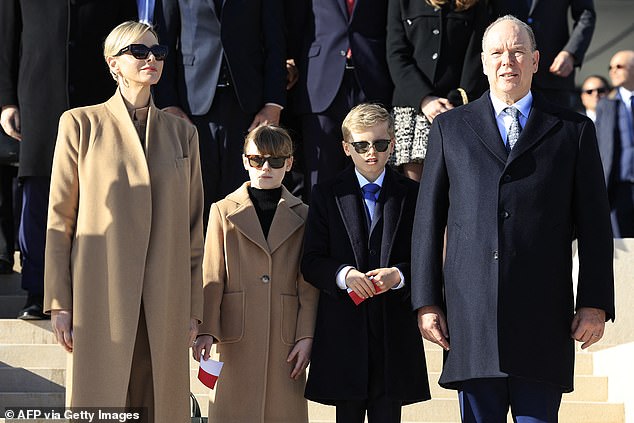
198, 357, 224, 389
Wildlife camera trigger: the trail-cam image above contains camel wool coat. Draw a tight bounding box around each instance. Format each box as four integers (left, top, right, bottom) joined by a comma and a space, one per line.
201, 183, 319, 423
44, 90, 204, 421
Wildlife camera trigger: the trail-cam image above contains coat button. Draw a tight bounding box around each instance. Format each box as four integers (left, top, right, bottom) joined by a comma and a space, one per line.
432, 53, 439, 60
432, 29, 440, 35
407, 19, 413, 25
340, 50, 347, 56
261, 275, 270, 283
369, 249, 377, 256
493, 251, 499, 260
503, 174, 511, 182
500, 210, 510, 219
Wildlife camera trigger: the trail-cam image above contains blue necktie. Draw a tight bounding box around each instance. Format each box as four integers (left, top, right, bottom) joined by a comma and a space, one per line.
362, 183, 380, 222
504, 107, 522, 152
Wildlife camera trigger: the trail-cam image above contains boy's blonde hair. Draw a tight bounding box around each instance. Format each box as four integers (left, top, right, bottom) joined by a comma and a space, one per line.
341, 103, 394, 143
243, 125, 294, 157
103, 21, 159, 60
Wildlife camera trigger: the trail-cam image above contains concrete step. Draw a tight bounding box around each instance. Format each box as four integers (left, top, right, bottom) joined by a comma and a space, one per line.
0, 392, 65, 408
0, 320, 56, 344
0, 368, 65, 392
0, 345, 67, 368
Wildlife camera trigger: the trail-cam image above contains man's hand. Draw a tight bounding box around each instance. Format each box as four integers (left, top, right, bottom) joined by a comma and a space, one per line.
549, 50, 574, 78
417, 305, 450, 351
193, 334, 214, 362
571, 307, 606, 349
51, 310, 73, 353
248, 104, 281, 131
161, 106, 193, 124
0, 105, 22, 141
286, 59, 299, 90
345, 268, 376, 299
421, 96, 453, 122
365, 267, 401, 293
287, 338, 313, 380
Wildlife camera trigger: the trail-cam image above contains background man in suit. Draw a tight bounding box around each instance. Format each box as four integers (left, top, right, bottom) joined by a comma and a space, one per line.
301, 104, 429, 423
0, 0, 137, 319
155, 0, 287, 221
412, 16, 614, 422
595, 50, 634, 238
492, 0, 595, 109
579, 74, 610, 122
289, 0, 393, 202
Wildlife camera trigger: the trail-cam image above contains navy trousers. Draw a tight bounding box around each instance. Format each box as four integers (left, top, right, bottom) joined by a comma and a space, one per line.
459, 377, 563, 423
19, 176, 50, 296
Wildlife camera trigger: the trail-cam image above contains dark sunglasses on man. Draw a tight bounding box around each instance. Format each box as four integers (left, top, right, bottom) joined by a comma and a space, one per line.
582, 87, 608, 95
115, 44, 168, 61
245, 155, 288, 169
347, 139, 391, 154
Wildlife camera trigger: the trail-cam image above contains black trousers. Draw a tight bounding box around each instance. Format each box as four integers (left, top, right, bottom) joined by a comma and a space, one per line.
18, 176, 49, 295
0, 165, 18, 265
610, 181, 634, 238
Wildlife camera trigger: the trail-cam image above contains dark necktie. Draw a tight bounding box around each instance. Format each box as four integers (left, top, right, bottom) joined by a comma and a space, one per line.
362, 183, 380, 222
504, 107, 522, 151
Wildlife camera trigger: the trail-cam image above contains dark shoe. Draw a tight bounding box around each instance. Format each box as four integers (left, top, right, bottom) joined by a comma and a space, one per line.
0, 260, 13, 274
17, 295, 49, 320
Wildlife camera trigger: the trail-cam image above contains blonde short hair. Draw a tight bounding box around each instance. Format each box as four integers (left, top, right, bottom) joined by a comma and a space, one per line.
243, 125, 294, 157
341, 103, 394, 143
103, 21, 158, 60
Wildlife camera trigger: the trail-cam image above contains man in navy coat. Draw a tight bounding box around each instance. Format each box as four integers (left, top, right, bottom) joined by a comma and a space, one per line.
411, 15, 614, 422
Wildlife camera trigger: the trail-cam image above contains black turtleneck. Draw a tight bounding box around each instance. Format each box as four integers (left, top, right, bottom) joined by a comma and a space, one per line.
247, 186, 282, 239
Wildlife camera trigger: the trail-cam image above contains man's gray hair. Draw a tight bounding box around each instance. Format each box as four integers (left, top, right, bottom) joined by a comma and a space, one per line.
482, 15, 537, 52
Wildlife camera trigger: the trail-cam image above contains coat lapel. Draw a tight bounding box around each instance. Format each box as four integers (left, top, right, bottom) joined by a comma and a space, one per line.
334, 169, 367, 268
267, 187, 305, 254
226, 185, 269, 253
379, 169, 406, 267
507, 96, 559, 164
463, 93, 509, 165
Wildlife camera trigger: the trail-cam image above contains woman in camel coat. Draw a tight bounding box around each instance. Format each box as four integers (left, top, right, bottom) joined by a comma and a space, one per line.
44, 22, 204, 422
194, 126, 319, 423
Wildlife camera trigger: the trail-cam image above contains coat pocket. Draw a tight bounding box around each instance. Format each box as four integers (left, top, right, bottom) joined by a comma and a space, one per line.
219, 292, 245, 343
280, 294, 299, 346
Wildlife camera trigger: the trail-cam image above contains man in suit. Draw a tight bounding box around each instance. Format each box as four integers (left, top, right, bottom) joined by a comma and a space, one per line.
411, 16, 614, 422
492, 0, 595, 109
301, 104, 429, 423
0, 0, 137, 319
289, 0, 393, 202
595, 50, 634, 238
579, 75, 610, 122
154, 0, 287, 221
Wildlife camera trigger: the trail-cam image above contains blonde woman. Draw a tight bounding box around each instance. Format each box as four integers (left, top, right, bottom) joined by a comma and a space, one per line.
44, 21, 203, 422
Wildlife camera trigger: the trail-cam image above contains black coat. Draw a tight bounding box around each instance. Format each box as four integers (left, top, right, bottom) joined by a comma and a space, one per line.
411, 91, 614, 392
0, 0, 137, 178
301, 166, 430, 404
387, 0, 491, 109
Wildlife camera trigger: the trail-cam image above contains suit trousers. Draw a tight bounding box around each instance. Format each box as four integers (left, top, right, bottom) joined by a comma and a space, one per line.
0, 165, 18, 265
301, 68, 366, 203
18, 176, 49, 295
191, 86, 252, 224
610, 181, 634, 238
458, 377, 563, 423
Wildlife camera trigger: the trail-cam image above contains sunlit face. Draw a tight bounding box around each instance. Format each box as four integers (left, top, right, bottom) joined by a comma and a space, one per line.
242, 140, 293, 189
342, 122, 394, 182
608, 51, 634, 90
481, 20, 539, 104
107, 31, 163, 88
581, 77, 608, 112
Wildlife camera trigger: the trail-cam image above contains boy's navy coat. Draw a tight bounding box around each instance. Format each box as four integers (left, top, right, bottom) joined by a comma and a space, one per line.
301, 165, 430, 404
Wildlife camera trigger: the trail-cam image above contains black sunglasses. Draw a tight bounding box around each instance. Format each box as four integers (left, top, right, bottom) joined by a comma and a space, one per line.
115, 44, 168, 61
245, 155, 288, 169
347, 139, 391, 154
582, 87, 608, 95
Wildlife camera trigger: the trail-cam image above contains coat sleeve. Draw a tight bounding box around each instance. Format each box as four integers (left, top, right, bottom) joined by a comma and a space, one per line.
564, 0, 595, 66
0, 0, 19, 107
188, 127, 204, 323
200, 202, 227, 339
573, 119, 615, 320
294, 269, 319, 341
44, 111, 80, 313
410, 119, 449, 310
458, 2, 490, 101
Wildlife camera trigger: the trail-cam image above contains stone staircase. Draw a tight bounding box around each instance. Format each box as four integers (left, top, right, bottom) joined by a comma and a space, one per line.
0, 268, 626, 423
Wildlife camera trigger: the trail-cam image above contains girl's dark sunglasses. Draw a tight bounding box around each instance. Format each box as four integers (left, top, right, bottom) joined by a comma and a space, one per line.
115, 44, 168, 61
245, 155, 288, 169
348, 139, 391, 154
